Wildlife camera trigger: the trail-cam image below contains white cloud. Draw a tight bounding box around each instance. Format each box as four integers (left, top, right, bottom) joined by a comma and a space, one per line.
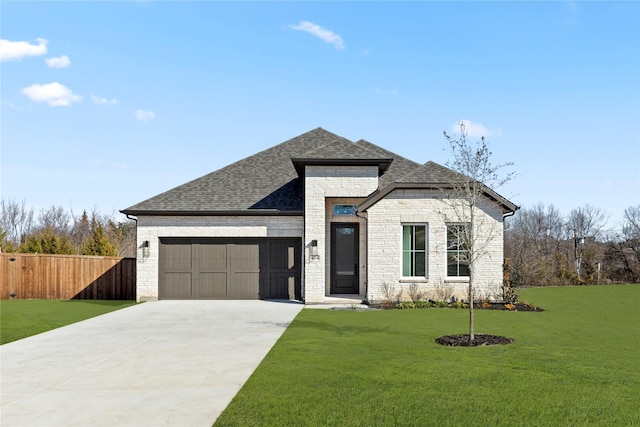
0, 38, 48, 61
135, 110, 155, 122
289, 21, 345, 50
21, 82, 82, 106
453, 119, 501, 138
1, 100, 21, 110
92, 95, 118, 105
45, 55, 70, 68
374, 88, 399, 95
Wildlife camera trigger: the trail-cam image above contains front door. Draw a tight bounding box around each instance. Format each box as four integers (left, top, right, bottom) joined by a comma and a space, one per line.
330, 223, 359, 294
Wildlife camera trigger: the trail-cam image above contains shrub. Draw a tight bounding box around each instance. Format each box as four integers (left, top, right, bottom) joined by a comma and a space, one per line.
450, 301, 468, 309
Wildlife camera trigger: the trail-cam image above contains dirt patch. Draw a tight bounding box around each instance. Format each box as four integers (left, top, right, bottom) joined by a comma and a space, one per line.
435, 334, 514, 346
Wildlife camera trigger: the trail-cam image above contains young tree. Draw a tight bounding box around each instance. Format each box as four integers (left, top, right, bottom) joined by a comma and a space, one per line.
443, 121, 516, 342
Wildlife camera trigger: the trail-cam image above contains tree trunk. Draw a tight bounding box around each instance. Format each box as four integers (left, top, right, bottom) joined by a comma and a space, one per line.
468, 275, 474, 342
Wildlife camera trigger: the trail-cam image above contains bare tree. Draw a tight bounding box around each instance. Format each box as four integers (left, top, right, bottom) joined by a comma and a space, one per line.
567, 205, 608, 279
0, 199, 34, 250
505, 203, 566, 287
38, 205, 71, 236
443, 121, 516, 341
606, 205, 640, 283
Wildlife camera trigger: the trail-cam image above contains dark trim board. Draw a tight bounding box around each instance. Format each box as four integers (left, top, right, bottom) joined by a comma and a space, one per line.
159, 237, 301, 300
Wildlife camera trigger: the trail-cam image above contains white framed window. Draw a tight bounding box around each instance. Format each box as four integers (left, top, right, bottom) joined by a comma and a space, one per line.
446, 223, 470, 277
402, 224, 427, 277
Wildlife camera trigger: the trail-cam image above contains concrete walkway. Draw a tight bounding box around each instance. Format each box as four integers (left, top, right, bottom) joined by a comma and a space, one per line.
0, 300, 303, 427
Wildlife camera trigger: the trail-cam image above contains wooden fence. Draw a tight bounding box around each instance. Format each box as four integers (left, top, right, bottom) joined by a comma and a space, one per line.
0, 253, 136, 300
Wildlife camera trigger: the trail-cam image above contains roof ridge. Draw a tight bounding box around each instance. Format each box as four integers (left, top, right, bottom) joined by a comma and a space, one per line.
354, 139, 421, 167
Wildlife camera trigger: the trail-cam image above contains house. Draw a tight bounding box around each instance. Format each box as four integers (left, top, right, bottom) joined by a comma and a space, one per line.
121, 128, 518, 303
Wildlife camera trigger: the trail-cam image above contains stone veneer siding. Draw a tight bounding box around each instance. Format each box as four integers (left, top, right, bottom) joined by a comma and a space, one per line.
365, 189, 505, 303
135, 215, 303, 301
303, 166, 379, 303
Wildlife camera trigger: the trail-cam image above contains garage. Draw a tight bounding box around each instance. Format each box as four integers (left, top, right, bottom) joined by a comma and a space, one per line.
159, 238, 301, 300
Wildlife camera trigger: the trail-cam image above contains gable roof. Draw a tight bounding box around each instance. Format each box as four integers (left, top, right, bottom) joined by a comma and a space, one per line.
121, 128, 518, 216
357, 161, 518, 213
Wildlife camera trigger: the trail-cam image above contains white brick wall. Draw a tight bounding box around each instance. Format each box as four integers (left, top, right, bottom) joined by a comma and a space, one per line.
366, 189, 505, 303
304, 166, 378, 303
135, 215, 303, 301
134, 175, 507, 305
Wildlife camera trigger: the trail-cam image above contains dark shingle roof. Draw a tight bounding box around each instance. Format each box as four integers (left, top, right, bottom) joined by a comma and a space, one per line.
395, 161, 467, 183
353, 139, 422, 189
121, 128, 517, 215
122, 128, 359, 214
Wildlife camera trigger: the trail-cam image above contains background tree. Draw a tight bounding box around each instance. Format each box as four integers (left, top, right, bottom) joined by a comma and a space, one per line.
20, 227, 74, 255
567, 205, 608, 281
0, 199, 135, 257
443, 121, 516, 342
0, 199, 34, 250
604, 205, 640, 283
505, 203, 566, 287
106, 219, 136, 257
81, 219, 118, 257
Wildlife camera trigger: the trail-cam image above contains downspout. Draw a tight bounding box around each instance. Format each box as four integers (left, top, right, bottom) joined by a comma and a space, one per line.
125, 214, 138, 255
125, 213, 139, 302
355, 209, 369, 304
502, 209, 517, 299
502, 210, 516, 220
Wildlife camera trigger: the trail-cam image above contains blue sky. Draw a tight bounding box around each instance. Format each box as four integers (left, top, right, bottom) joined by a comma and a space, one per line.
1, 1, 638, 230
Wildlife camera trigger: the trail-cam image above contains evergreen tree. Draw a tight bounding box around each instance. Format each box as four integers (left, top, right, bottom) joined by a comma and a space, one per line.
19, 227, 74, 254
81, 222, 118, 256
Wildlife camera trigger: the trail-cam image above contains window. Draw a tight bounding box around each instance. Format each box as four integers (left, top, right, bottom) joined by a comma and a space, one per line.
447, 224, 470, 277
402, 225, 427, 277
333, 205, 356, 215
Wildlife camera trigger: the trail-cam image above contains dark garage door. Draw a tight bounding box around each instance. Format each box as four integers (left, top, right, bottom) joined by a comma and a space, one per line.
159, 238, 301, 300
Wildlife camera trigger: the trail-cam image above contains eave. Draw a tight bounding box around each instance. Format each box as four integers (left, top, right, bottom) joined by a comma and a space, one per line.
120, 209, 305, 217
290, 158, 393, 177
357, 182, 519, 214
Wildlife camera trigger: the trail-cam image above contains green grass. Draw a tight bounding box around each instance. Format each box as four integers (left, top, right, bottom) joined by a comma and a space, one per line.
215, 285, 640, 426
0, 300, 137, 344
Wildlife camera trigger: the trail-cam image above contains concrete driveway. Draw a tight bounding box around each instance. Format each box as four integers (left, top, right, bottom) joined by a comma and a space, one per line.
0, 300, 303, 427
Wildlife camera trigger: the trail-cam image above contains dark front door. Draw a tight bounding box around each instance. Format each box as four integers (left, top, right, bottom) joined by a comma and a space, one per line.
330, 223, 359, 294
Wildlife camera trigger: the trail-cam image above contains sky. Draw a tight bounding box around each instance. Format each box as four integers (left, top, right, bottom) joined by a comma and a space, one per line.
1, 1, 639, 231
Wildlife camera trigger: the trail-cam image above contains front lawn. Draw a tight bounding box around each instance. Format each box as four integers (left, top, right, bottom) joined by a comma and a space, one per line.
0, 300, 137, 344
215, 285, 640, 426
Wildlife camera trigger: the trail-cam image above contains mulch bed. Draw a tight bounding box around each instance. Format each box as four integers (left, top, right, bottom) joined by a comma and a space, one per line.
477, 302, 544, 312
369, 301, 544, 312
435, 334, 514, 346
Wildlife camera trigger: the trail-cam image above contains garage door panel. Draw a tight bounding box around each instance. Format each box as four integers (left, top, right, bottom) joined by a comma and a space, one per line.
228, 272, 260, 299
269, 241, 297, 269
163, 244, 192, 271
197, 244, 226, 270
268, 272, 297, 299
229, 244, 260, 272
197, 272, 227, 298
162, 272, 192, 299
160, 238, 301, 300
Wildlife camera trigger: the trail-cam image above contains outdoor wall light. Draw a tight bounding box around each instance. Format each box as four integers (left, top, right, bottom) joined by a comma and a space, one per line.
142, 240, 150, 258
310, 239, 320, 260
